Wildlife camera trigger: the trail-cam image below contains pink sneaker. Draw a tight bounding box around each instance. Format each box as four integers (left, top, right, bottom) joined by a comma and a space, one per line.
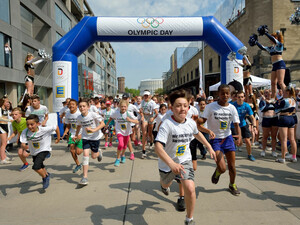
134, 140, 138, 146
109, 142, 112, 147
130, 153, 135, 160
104, 142, 108, 148
138, 141, 142, 146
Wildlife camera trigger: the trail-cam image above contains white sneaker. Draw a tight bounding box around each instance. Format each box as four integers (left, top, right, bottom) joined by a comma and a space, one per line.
275, 158, 285, 163
271, 151, 278, 157
285, 153, 293, 159
266, 147, 272, 151
260, 151, 266, 157
254, 141, 260, 146
288, 158, 297, 163
0, 158, 12, 164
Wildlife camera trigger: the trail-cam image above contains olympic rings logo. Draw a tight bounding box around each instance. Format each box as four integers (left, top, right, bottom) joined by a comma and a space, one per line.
137, 17, 164, 28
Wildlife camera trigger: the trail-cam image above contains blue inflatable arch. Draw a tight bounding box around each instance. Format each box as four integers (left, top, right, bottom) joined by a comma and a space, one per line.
52, 16, 246, 112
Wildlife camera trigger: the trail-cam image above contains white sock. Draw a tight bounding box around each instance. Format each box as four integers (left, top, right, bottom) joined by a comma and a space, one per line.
186, 217, 193, 222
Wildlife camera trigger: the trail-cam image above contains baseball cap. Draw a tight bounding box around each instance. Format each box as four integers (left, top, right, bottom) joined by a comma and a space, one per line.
143, 90, 151, 96
122, 93, 130, 98
207, 96, 214, 101
105, 100, 111, 105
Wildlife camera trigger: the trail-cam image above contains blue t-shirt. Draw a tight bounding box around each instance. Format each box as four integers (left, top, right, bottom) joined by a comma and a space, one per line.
232, 102, 253, 127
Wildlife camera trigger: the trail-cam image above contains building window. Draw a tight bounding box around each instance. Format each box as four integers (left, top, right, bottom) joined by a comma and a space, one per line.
187, 73, 189, 82
209, 58, 213, 73
96, 65, 101, 74
21, 5, 50, 46
191, 71, 193, 80
0, 33, 12, 68
0, 83, 6, 98
102, 56, 106, 68
195, 67, 199, 77
0, 0, 10, 24
96, 50, 101, 64
55, 4, 71, 32
183, 76, 185, 83
56, 32, 62, 42
181, 77, 182, 84
78, 54, 86, 65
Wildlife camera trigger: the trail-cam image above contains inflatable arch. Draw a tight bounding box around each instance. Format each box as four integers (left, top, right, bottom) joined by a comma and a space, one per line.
52, 16, 247, 112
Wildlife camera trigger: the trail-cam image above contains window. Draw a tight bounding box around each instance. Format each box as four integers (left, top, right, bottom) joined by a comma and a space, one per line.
183, 76, 185, 83
209, 59, 213, 73
96, 65, 101, 75
0, 0, 10, 24
0, 83, 6, 98
195, 67, 199, 77
187, 73, 189, 82
56, 32, 62, 42
0, 33, 12, 68
102, 56, 106, 68
21, 5, 50, 46
78, 54, 86, 65
191, 71, 193, 80
55, 4, 71, 32
96, 50, 101, 63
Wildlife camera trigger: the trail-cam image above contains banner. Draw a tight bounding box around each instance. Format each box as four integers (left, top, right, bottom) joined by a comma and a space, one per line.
226, 59, 243, 89
97, 17, 203, 36
53, 61, 72, 112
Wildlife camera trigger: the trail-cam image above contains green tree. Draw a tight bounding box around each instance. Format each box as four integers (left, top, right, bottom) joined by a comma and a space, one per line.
125, 87, 140, 97
155, 88, 164, 96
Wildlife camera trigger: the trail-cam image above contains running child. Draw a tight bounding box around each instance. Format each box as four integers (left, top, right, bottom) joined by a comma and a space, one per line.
100, 100, 115, 148
74, 99, 105, 186
62, 99, 83, 173
198, 84, 242, 196
25, 95, 48, 126
105, 100, 139, 166
155, 89, 216, 225
20, 114, 60, 189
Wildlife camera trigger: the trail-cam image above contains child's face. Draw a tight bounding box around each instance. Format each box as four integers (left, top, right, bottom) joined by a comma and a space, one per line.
160, 107, 167, 115
119, 103, 127, 113
32, 99, 40, 109
152, 97, 157, 103
218, 88, 230, 103
237, 93, 245, 105
171, 98, 189, 121
79, 102, 89, 114
11, 111, 22, 121
199, 101, 206, 110
26, 119, 38, 132
68, 101, 77, 112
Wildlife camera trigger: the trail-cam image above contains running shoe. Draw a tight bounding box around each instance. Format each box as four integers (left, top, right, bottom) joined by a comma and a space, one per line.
184, 219, 195, 225
285, 154, 297, 162
134, 140, 138, 146
0, 158, 12, 164
275, 158, 285, 163
108, 142, 112, 147
104, 142, 108, 148
121, 156, 126, 164
248, 155, 256, 161
138, 141, 142, 146
79, 177, 88, 185
271, 151, 278, 157
201, 155, 206, 160
114, 159, 120, 167
260, 151, 266, 157
211, 169, 220, 184
43, 173, 51, 189
129, 153, 135, 160
73, 164, 82, 173
177, 197, 185, 211
161, 186, 170, 196
229, 183, 240, 196
97, 149, 103, 162
141, 150, 146, 159
288, 158, 298, 163
19, 164, 29, 171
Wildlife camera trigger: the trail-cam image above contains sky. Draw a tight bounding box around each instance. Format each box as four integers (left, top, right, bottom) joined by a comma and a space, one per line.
88, 0, 225, 89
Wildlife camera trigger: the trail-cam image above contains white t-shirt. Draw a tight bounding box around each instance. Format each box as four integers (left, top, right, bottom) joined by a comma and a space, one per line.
127, 103, 139, 126
141, 100, 156, 115
100, 108, 115, 123
110, 109, 137, 136
25, 105, 49, 123
76, 112, 103, 140
202, 102, 240, 139
20, 125, 56, 156
187, 105, 199, 119
155, 117, 198, 172
197, 108, 207, 128
154, 113, 166, 131
89, 105, 99, 113
64, 109, 82, 137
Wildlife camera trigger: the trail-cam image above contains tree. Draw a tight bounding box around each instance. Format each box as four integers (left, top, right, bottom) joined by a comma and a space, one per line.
155, 88, 164, 96
125, 87, 140, 97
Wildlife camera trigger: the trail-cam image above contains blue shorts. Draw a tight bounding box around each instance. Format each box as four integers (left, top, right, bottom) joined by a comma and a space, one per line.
272, 60, 286, 71
293, 114, 298, 124
262, 117, 278, 128
210, 135, 236, 154
278, 115, 296, 128
82, 139, 100, 152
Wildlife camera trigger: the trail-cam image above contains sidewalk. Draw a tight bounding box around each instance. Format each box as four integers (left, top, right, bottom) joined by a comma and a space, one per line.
0, 141, 299, 225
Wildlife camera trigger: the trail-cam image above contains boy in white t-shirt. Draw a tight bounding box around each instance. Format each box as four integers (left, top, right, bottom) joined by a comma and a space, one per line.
25, 95, 48, 126
20, 114, 60, 189
74, 99, 105, 186
62, 99, 83, 173
198, 84, 242, 196
155, 89, 216, 225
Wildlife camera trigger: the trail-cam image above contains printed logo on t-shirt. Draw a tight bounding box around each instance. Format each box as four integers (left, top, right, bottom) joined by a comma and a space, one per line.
220, 121, 228, 129
71, 124, 76, 129
176, 145, 186, 156
121, 124, 127, 130
33, 142, 40, 149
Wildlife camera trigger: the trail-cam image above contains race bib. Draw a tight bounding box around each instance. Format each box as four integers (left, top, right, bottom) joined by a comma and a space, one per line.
220, 121, 228, 130
120, 124, 127, 130
71, 123, 77, 129
176, 145, 186, 156
32, 142, 40, 149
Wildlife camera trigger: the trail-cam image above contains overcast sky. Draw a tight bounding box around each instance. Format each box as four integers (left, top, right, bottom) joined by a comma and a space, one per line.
88, 0, 224, 89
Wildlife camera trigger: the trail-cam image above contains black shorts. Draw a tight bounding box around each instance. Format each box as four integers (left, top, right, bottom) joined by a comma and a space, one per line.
278, 115, 296, 128
262, 117, 278, 128
25, 75, 34, 83
32, 151, 49, 170
0, 124, 8, 134
243, 77, 252, 86
82, 139, 100, 152
232, 124, 251, 139
293, 114, 298, 124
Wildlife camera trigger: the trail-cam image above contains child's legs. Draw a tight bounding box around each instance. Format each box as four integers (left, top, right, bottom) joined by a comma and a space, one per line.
276, 69, 286, 91
288, 127, 297, 156
279, 127, 288, 158
105, 133, 108, 142
18, 147, 29, 164
181, 179, 196, 219
0, 132, 8, 160
32, 151, 49, 178
148, 123, 154, 143
262, 127, 271, 150
271, 71, 277, 99
126, 135, 133, 154
225, 151, 236, 184
271, 126, 278, 151
215, 151, 227, 174
82, 148, 90, 178
136, 123, 141, 141
70, 144, 79, 164
141, 121, 148, 149
117, 134, 126, 158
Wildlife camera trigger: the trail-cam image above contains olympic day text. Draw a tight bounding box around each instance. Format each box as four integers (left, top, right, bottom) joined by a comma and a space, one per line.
128, 30, 174, 36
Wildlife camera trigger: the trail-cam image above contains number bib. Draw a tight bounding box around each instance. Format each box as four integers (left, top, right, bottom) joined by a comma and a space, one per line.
176, 145, 186, 156
220, 121, 228, 130
120, 124, 127, 130
32, 142, 40, 149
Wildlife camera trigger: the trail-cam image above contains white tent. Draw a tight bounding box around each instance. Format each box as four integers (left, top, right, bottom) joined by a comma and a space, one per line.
209, 75, 271, 92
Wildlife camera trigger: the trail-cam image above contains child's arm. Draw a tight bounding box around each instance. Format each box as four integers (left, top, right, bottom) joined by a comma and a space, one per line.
62, 124, 70, 139
233, 123, 242, 146
73, 125, 82, 142
154, 142, 185, 178
86, 120, 105, 133
105, 118, 113, 128
41, 114, 48, 127
7, 130, 18, 141
197, 124, 215, 139
194, 132, 216, 161
197, 117, 207, 125
55, 126, 60, 144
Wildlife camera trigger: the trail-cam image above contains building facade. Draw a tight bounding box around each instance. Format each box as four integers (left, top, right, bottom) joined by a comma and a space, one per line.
163, 0, 300, 96
0, 0, 117, 110
139, 79, 163, 96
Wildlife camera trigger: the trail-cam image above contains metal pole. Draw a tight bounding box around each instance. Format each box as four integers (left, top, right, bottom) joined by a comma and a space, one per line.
202, 41, 205, 94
